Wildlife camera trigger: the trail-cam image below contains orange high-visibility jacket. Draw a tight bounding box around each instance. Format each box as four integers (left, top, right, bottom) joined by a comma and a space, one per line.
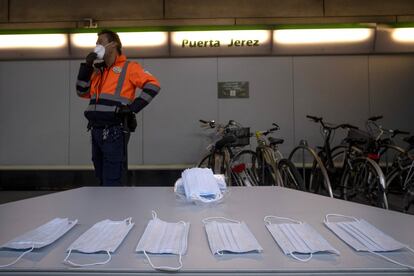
76, 55, 160, 124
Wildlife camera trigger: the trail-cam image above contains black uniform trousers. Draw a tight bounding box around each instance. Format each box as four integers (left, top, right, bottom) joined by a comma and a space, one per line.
91, 125, 127, 186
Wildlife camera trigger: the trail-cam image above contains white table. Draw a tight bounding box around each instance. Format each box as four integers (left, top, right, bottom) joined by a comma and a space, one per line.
0, 186, 413, 275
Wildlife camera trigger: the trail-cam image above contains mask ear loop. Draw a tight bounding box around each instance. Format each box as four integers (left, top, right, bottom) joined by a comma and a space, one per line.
324, 214, 358, 223
143, 250, 183, 271
0, 243, 35, 268
264, 215, 302, 225
202, 217, 240, 224
63, 249, 112, 267
151, 210, 158, 220
369, 250, 414, 270
289, 251, 313, 262
215, 250, 224, 256
124, 217, 133, 225
142, 221, 187, 271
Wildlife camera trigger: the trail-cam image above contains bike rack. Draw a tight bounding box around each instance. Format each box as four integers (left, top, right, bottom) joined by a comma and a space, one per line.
355, 157, 388, 209
288, 143, 334, 198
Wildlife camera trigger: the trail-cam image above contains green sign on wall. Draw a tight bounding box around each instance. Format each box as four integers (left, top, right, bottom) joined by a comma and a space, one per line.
218, 81, 249, 98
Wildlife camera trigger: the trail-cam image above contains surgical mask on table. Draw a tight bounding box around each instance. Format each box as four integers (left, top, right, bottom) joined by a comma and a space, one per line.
0, 218, 77, 268
202, 217, 263, 255
64, 217, 134, 267
181, 168, 223, 203
324, 214, 414, 270
264, 215, 339, 262
136, 211, 190, 271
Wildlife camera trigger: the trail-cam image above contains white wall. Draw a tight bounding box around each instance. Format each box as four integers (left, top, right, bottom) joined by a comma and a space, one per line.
0, 55, 413, 166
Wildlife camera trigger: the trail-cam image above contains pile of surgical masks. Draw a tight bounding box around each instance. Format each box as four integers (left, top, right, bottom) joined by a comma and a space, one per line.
174, 168, 227, 204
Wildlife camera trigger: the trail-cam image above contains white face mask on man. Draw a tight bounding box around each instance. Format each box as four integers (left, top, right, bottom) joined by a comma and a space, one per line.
93, 44, 105, 59
93, 42, 115, 60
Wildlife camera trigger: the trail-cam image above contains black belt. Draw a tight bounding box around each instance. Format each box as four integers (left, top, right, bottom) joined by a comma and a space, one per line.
88, 122, 122, 130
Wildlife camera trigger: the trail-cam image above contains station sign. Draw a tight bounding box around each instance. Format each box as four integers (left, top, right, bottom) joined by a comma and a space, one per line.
171, 30, 272, 56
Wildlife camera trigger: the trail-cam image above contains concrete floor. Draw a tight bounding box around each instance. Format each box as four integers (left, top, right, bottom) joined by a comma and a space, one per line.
0, 190, 59, 205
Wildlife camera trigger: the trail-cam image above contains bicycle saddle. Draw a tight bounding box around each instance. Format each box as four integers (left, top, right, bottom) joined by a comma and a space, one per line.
268, 137, 284, 146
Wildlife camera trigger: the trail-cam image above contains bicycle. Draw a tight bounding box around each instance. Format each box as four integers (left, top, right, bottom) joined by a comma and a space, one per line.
197, 119, 257, 186
288, 117, 334, 198
385, 135, 414, 212
233, 123, 304, 190
289, 115, 388, 209
339, 126, 388, 209
365, 115, 409, 174
302, 115, 361, 198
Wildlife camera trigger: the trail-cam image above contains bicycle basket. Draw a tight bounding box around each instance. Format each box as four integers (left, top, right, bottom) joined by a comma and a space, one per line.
346, 128, 372, 144
227, 127, 251, 147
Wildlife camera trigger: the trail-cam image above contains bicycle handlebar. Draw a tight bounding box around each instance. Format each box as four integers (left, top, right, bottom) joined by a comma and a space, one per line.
366, 117, 409, 139
199, 119, 216, 128
306, 115, 322, 122
368, 115, 383, 122
307, 115, 356, 131
262, 127, 279, 136
391, 129, 410, 137
340, 124, 359, 130
199, 119, 246, 133
272, 123, 280, 130
257, 123, 280, 137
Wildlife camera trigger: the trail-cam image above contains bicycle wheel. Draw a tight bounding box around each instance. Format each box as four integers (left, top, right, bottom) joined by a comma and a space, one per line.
342, 157, 388, 209
386, 159, 414, 212
330, 145, 351, 170
197, 152, 226, 174
378, 144, 406, 175
255, 147, 281, 186
326, 145, 361, 197
229, 150, 260, 186
289, 145, 333, 197
277, 158, 305, 191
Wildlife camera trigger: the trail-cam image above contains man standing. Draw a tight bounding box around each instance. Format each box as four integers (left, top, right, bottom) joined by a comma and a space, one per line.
76, 29, 160, 186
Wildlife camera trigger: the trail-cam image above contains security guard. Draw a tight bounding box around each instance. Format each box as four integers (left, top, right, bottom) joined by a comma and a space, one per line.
76, 29, 161, 186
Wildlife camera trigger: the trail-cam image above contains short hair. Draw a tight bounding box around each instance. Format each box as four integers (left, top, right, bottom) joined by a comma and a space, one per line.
98, 29, 122, 54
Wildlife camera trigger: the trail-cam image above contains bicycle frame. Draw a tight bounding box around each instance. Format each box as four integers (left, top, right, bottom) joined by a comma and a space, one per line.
197, 119, 252, 185
254, 126, 284, 186
366, 118, 408, 157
